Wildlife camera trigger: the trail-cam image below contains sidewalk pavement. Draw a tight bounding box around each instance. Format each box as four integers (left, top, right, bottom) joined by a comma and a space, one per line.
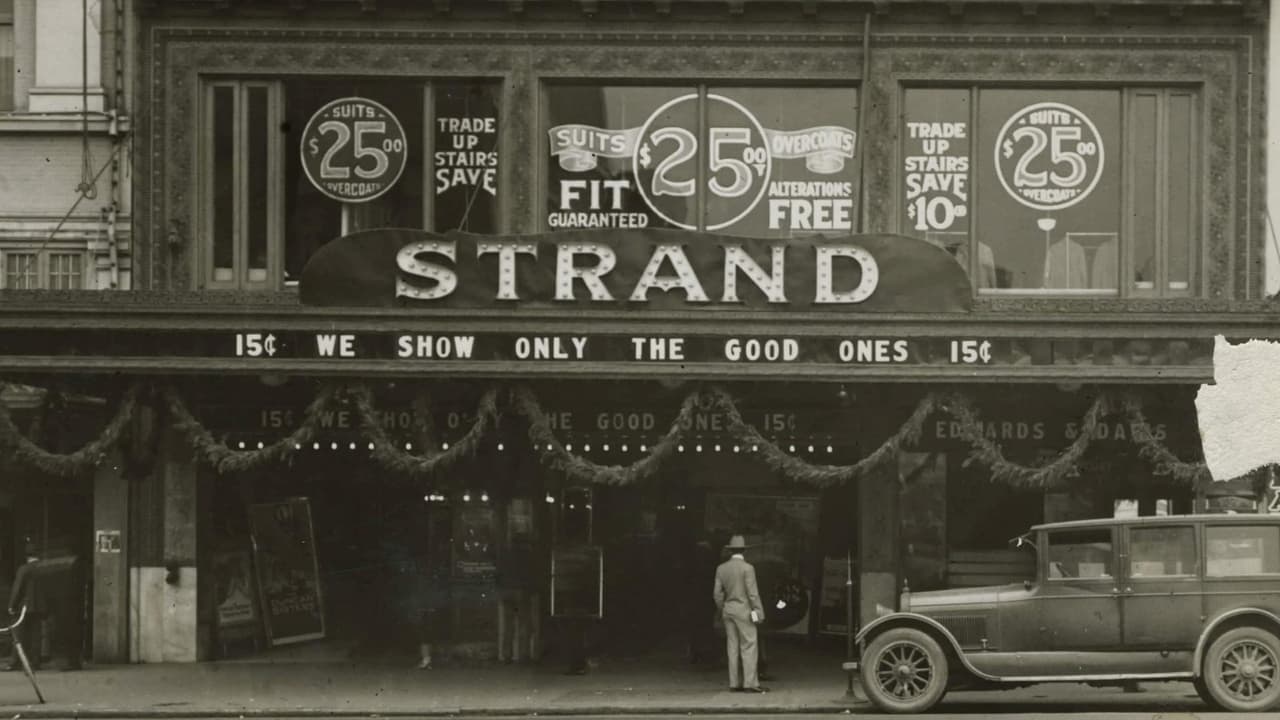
0, 654, 1208, 717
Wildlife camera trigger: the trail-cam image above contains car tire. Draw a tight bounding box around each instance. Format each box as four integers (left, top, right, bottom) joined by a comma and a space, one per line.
1192, 676, 1222, 710
1203, 626, 1280, 712
860, 627, 950, 714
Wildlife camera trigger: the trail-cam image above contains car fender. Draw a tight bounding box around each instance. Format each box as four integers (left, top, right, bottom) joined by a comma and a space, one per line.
1193, 607, 1280, 677
855, 612, 999, 682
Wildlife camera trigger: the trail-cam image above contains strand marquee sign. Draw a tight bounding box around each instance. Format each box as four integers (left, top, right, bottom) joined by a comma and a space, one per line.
298, 229, 972, 312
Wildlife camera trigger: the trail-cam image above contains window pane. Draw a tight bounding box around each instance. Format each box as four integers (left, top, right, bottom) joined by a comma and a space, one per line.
1166, 92, 1195, 291
0, 24, 13, 113
902, 89, 979, 285
284, 79, 424, 282
976, 90, 1120, 293
543, 86, 698, 231
1047, 528, 1112, 579
434, 81, 501, 233
1129, 526, 1196, 577
212, 86, 236, 278
1129, 92, 1158, 290
246, 86, 270, 281
706, 87, 858, 238
48, 253, 82, 290
5, 253, 37, 289
1207, 526, 1280, 576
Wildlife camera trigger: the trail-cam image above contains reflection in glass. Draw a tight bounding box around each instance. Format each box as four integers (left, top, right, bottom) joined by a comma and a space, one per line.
976, 89, 1120, 294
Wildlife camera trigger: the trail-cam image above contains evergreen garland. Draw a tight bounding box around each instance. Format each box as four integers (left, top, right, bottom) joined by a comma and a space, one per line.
710, 386, 938, 487
163, 383, 344, 474
0, 378, 1217, 491
1120, 393, 1212, 486
945, 392, 1108, 488
0, 382, 141, 478
516, 384, 698, 486
349, 385, 498, 480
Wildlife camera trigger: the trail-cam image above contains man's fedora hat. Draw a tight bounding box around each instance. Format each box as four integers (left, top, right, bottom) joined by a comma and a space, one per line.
725, 535, 749, 551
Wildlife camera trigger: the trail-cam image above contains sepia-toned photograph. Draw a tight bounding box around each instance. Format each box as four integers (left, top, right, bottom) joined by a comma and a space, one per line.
0, 1, 1278, 718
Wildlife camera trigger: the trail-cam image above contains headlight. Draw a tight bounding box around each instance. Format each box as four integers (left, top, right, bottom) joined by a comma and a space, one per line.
875, 602, 893, 617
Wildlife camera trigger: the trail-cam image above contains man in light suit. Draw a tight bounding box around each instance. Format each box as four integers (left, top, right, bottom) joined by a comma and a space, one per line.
713, 535, 766, 693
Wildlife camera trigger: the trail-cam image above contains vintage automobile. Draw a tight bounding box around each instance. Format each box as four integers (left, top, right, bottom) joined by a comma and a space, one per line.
853, 514, 1280, 713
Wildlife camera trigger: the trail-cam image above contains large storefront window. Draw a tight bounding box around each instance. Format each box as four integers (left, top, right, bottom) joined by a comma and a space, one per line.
203, 78, 500, 289
902, 87, 1198, 297
543, 85, 858, 238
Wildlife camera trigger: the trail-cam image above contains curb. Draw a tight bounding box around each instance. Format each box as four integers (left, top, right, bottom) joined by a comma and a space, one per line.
0, 704, 870, 718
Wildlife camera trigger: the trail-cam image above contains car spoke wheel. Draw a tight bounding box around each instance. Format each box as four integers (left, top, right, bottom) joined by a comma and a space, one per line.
1205, 627, 1280, 712
860, 627, 950, 713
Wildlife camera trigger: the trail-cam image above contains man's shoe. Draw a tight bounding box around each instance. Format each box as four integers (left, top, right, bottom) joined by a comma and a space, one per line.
728, 686, 743, 692
743, 686, 768, 693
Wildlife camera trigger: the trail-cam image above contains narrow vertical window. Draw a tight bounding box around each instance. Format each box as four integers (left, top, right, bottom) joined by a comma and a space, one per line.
212, 86, 237, 283
246, 86, 270, 284
0, 0, 13, 113
1129, 92, 1159, 293
1165, 92, 1196, 294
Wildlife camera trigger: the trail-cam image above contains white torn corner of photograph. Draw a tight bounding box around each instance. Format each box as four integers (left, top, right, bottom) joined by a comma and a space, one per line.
1195, 335, 1280, 481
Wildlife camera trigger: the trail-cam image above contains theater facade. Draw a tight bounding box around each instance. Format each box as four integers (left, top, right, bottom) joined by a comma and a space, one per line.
0, 0, 1275, 665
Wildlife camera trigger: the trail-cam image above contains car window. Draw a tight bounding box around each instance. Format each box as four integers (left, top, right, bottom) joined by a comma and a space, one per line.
1206, 525, 1280, 576
1046, 528, 1113, 579
1128, 526, 1197, 578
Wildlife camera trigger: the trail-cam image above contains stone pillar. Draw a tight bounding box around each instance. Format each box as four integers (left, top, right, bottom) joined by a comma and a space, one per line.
92, 451, 129, 663
129, 428, 198, 662
858, 464, 900, 628
160, 427, 198, 661
27, 0, 105, 112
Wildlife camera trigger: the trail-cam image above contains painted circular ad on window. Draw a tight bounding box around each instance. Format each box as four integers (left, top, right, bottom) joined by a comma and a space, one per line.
632, 93, 773, 231
994, 102, 1105, 212
300, 97, 408, 203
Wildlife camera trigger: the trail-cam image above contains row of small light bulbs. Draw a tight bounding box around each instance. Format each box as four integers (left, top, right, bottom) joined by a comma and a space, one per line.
423, 491, 592, 507
231, 440, 836, 454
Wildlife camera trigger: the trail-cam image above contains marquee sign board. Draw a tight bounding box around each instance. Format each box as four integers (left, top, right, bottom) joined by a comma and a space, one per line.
298, 229, 973, 313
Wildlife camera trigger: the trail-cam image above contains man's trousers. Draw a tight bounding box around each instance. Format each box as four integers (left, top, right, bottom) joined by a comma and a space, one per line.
723, 613, 759, 689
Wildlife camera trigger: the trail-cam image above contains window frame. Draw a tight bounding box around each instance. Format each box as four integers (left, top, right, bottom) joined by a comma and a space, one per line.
897, 83, 1202, 299
538, 81, 861, 236
200, 80, 285, 291
1204, 524, 1280, 579
1044, 526, 1116, 582
1124, 524, 1199, 581
201, 77, 501, 290
0, 246, 90, 290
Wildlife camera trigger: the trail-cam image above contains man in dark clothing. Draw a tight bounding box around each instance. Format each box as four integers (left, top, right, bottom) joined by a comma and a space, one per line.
7, 551, 83, 672
684, 539, 718, 664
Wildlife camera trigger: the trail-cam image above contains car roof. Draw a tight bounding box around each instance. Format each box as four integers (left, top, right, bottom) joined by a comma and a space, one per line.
1030, 513, 1280, 532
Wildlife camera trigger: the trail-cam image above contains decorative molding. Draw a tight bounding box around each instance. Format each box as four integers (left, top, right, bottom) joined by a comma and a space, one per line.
144, 27, 1259, 300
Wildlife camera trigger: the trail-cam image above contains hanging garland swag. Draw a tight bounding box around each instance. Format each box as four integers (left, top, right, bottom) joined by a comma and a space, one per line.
0, 382, 142, 478
2, 379, 1211, 490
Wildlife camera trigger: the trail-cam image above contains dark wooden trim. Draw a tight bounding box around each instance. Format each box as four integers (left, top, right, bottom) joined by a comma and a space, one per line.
0, 301, 1276, 338
0, 355, 1214, 383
